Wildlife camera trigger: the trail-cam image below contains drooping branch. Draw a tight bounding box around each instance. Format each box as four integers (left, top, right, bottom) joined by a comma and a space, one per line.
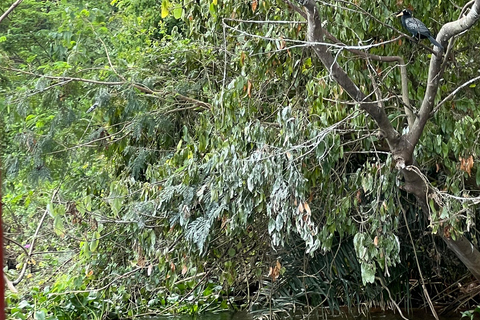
0, 67, 212, 110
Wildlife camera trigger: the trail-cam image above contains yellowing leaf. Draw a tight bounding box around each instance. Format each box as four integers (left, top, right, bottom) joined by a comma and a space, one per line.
161, 0, 170, 18
161, 6, 169, 18
213, 0, 217, 4
54, 215, 65, 237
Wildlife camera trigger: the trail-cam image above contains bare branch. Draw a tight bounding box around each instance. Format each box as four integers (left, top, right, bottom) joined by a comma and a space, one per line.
432, 74, 480, 114
316, 29, 415, 128
0, 0, 23, 25
1, 67, 212, 109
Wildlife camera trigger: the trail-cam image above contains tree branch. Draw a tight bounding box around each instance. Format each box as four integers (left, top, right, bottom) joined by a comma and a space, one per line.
1, 67, 212, 109
0, 0, 23, 25
295, 0, 400, 148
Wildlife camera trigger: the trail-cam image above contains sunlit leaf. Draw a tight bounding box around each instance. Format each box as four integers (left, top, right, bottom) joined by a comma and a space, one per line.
161, 0, 170, 18
173, 7, 183, 19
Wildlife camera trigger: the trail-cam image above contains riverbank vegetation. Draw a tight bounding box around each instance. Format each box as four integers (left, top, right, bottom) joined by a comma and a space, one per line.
1, 0, 480, 319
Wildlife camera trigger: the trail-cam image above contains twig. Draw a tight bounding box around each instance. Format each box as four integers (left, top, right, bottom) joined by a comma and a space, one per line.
13, 189, 57, 285
0, 0, 23, 25
4, 236, 29, 256
376, 276, 409, 320
431, 74, 480, 114
400, 196, 439, 320
1, 67, 212, 109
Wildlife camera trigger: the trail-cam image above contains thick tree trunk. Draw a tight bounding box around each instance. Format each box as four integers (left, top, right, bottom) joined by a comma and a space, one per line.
404, 169, 480, 281
441, 233, 480, 280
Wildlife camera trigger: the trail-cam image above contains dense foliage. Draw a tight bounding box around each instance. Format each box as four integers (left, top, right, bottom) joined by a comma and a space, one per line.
1, 0, 480, 319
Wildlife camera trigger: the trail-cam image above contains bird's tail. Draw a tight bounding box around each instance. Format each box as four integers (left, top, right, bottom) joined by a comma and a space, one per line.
428, 35, 444, 50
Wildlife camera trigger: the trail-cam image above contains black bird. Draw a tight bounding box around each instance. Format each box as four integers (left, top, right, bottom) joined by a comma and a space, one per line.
396, 9, 443, 50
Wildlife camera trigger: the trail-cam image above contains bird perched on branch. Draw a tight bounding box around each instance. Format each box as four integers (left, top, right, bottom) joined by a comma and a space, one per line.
396, 9, 443, 50
86, 102, 100, 113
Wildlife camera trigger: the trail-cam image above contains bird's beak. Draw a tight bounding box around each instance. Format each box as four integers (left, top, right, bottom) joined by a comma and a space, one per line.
396, 12, 403, 17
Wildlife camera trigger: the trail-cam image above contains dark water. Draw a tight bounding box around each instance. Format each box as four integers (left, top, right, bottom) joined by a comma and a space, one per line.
145, 309, 465, 320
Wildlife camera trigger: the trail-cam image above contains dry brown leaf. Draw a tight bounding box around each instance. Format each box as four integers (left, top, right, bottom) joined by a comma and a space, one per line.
240, 51, 246, 65
304, 202, 311, 215
459, 155, 474, 177
270, 260, 281, 282
444, 226, 451, 239
221, 215, 228, 229
356, 190, 362, 204
247, 79, 252, 97
252, 0, 258, 12
298, 202, 304, 213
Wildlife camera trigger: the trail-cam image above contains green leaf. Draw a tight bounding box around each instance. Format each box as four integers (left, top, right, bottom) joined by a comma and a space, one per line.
47, 201, 54, 218
209, 2, 216, 16
85, 195, 92, 211
247, 176, 254, 192
275, 213, 283, 231
53, 215, 65, 237
90, 232, 100, 252
268, 218, 275, 234
476, 165, 480, 186
173, 7, 183, 19
360, 263, 375, 285
35, 310, 46, 320
440, 207, 449, 219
